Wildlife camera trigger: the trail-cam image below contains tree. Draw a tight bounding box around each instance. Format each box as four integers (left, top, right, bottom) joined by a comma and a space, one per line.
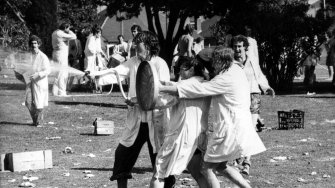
95, 0, 233, 66
210, 0, 334, 91
0, 0, 58, 56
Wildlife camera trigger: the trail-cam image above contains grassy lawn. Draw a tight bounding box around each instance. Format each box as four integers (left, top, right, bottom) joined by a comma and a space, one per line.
0, 65, 335, 188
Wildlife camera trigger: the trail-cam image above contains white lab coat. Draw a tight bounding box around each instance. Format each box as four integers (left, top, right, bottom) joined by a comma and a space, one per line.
97, 56, 171, 153
154, 76, 211, 178
177, 64, 266, 162
52, 29, 76, 95
24, 51, 51, 108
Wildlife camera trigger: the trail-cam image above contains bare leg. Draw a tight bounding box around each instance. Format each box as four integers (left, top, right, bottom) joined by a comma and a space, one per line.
326, 65, 334, 80
201, 161, 220, 188
117, 179, 127, 188
216, 162, 251, 188
187, 153, 207, 188
150, 177, 165, 188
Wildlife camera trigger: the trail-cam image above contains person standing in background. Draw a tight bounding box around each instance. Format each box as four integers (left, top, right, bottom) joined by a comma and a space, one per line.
52, 23, 77, 96
126, 25, 142, 59
25, 35, 51, 127
84, 25, 107, 94
326, 29, 335, 84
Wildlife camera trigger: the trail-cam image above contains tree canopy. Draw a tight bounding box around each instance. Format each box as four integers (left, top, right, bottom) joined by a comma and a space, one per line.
210, 0, 335, 91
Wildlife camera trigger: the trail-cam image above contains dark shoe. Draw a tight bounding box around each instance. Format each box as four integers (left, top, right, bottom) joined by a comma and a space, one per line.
164, 175, 176, 188
241, 165, 250, 175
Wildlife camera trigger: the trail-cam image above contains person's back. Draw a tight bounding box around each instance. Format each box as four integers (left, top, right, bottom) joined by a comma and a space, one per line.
178, 34, 193, 56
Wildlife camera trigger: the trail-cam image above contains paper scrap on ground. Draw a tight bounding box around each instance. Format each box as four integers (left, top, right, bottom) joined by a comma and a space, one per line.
73, 163, 81, 166
23, 176, 38, 181
323, 174, 330, 178
48, 122, 55, 125
310, 172, 317, 175
46, 137, 61, 140
264, 180, 274, 184
325, 119, 335, 123
87, 153, 96, 157
83, 174, 95, 179
83, 170, 91, 174
62, 172, 70, 177
19, 182, 36, 187
297, 178, 306, 182
8, 179, 16, 182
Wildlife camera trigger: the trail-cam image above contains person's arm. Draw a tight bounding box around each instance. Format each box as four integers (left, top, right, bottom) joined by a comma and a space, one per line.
58, 30, 77, 41
159, 84, 179, 95
126, 39, 132, 59
187, 36, 194, 57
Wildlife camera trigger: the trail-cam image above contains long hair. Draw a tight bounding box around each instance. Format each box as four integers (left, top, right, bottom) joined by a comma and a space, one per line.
212, 47, 234, 74
184, 24, 194, 35
131, 25, 142, 32
133, 31, 160, 59
91, 24, 102, 35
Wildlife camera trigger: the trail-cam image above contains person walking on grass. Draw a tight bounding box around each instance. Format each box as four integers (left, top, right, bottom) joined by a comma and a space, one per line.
159, 47, 266, 188
24, 35, 51, 127
89, 31, 175, 188
232, 35, 274, 176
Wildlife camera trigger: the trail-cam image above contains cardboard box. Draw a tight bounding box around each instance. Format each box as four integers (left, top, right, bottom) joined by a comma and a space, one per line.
1, 150, 52, 172
94, 120, 114, 135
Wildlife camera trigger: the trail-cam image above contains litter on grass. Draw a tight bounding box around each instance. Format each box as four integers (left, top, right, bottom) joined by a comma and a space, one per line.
103, 149, 112, 152
323, 174, 330, 178
83, 170, 91, 174
310, 172, 317, 175
8, 179, 16, 182
63, 147, 74, 154
46, 137, 61, 140
297, 178, 306, 182
325, 119, 335, 124
87, 153, 96, 157
19, 182, 35, 187
62, 172, 70, 177
23, 176, 38, 181
48, 122, 55, 125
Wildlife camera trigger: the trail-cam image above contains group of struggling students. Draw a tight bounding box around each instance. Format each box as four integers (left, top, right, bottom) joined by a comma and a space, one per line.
24, 23, 274, 187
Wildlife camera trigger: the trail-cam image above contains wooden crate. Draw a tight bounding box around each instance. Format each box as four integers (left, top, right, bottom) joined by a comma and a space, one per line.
278, 110, 304, 130
94, 120, 114, 135
1, 150, 52, 172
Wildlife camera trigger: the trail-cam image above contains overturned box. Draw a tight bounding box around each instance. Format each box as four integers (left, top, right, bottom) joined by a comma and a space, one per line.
94, 120, 114, 135
1, 150, 52, 172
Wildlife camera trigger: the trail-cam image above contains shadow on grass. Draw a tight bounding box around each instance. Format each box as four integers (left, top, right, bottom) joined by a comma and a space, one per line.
276, 81, 335, 95
52, 101, 128, 109
71, 167, 153, 174
0, 83, 25, 90
0, 121, 32, 126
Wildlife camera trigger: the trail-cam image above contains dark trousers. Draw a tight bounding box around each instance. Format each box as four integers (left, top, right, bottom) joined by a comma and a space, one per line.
111, 123, 175, 188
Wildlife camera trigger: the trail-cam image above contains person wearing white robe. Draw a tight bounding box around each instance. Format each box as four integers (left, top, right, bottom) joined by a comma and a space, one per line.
52, 23, 77, 96
24, 35, 51, 127
84, 26, 106, 72
89, 31, 175, 188
150, 57, 211, 188
160, 47, 266, 188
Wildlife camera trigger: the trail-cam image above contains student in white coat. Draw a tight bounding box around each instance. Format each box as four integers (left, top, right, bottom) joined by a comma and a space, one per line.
232, 35, 274, 176
159, 47, 266, 188
52, 23, 77, 96
89, 31, 175, 188
25, 35, 51, 127
150, 56, 211, 188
